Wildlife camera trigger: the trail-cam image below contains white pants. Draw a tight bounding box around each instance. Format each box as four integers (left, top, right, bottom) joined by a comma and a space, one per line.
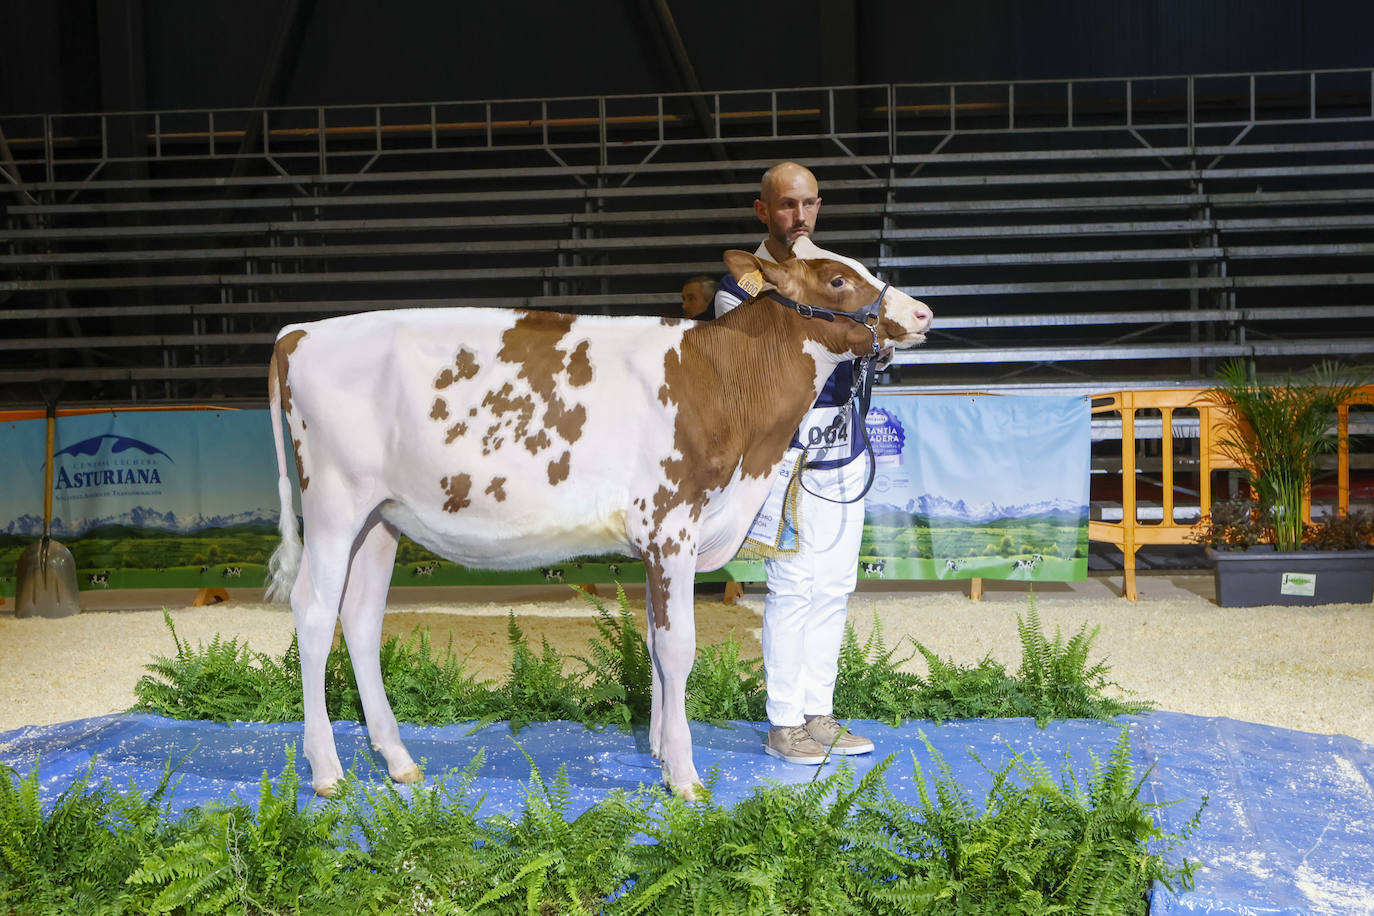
761, 456, 867, 727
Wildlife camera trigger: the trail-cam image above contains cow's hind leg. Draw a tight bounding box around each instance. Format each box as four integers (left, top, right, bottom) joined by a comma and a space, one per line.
291, 547, 349, 796
338, 515, 421, 785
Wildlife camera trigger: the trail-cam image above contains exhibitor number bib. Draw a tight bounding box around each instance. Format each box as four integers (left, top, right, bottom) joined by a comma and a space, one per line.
793, 404, 858, 465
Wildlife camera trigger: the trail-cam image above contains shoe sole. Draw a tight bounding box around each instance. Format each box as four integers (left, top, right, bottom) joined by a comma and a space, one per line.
764, 745, 827, 766
820, 742, 874, 756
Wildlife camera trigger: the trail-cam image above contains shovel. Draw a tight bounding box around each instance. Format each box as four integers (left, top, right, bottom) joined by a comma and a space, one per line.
15, 381, 81, 618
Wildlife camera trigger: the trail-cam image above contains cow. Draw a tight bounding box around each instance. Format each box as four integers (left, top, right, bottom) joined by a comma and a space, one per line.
541, 567, 565, 583
411, 560, 439, 577
221, 566, 243, 579
265, 246, 932, 800
861, 560, 886, 577
944, 558, 966, 572
87, 570, 110, 588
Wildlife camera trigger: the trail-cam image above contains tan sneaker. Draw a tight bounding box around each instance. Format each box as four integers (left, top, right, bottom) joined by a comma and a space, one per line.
764, 725, 830, 765
804, 714, 875, 756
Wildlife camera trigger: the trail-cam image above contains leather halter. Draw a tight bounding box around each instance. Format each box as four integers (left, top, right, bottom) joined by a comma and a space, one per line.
762, 280, 892, 503
764, 282, 889, 358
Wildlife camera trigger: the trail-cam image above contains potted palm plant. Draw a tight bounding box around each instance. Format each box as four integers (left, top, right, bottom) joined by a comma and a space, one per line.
1194, 360, 1374, 607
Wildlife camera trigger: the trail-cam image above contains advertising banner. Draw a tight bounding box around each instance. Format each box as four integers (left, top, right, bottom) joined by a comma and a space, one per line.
859, 395, 1091, 581
1, 396, 1089, 595
1, 409, 288, 593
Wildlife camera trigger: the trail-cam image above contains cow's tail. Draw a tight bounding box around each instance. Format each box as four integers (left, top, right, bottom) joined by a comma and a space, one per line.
265, 344, 302, 603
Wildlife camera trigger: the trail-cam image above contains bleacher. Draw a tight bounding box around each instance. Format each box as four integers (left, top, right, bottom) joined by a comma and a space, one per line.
2, 69, 1372, 406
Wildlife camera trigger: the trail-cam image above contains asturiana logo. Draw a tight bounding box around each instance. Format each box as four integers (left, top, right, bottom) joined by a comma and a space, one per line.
52, 435, 172, 492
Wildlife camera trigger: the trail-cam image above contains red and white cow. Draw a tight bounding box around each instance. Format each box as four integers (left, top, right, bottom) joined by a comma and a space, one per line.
266, 247, 932, 799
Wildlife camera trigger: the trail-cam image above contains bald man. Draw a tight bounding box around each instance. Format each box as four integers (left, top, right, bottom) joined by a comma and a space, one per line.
713, 161, 876, 765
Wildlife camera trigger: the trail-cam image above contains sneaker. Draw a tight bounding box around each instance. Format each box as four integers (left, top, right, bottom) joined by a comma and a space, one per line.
764, 725, 830, 765
804, 714, 875, 756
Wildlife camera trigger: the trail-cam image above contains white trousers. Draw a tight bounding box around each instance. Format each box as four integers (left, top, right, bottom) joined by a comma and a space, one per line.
761, 456, 867, 727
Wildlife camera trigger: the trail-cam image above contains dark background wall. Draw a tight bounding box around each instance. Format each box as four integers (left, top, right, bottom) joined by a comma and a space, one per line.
2, 0, 1370, 117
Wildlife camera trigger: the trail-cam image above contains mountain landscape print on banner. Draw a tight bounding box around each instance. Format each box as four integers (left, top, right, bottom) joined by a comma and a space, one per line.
3, 506, 281, 540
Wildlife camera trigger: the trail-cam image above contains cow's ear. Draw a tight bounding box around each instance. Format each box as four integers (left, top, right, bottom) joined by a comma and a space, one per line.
723, 249, 761, 278
723, 249, 775, 298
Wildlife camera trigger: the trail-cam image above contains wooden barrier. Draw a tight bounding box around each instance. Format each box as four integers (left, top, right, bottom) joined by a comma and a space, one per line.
1088, 387, 1372, 600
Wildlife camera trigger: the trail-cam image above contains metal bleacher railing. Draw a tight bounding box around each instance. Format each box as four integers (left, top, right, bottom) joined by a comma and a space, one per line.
2, 67, 1373, 408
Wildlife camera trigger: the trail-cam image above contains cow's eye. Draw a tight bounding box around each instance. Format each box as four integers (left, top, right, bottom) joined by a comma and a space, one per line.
830, 277, 845, 288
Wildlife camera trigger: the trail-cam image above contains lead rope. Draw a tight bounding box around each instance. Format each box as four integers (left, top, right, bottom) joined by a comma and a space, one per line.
796, 322, 882, 505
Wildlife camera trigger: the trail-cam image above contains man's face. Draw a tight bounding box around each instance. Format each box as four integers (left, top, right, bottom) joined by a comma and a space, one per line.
754, 168, 821, 254
681, 281, 710, 319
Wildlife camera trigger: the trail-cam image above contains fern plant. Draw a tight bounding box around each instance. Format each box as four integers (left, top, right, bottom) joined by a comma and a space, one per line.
831, 617, 924, 724
571, 584, 655, 728
135, 609, 304, 722
621, 759, 896, 916
684, 632, 768, 725
0, 734, 1201, 916
1014, 602, 1145, 724
849, 730, 1202, 915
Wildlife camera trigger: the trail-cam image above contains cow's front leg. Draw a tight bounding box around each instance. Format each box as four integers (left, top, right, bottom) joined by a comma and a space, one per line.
644, 552, 702, 800
645, 579, 666, 762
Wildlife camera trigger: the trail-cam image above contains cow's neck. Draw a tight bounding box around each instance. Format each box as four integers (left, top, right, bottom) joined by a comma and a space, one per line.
686, 300, 861, 480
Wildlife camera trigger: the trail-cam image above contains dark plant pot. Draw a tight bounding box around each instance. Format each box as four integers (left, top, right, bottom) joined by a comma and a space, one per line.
1206, 546, 1374, 607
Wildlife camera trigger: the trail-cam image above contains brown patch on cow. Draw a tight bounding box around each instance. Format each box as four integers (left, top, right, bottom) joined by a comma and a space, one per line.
437, 348, 481, 391
469, 408, 477, 417
440, 474, 473, 513
543, 396, 586, 445
497, 312, 591, 446
271, 335, 311, 493
567, 340, 593, 387
445, 422, 468, 444
641, 548, 673, 630
482, 384, 536, 440
273, 329, 307, 416
657, 384, 672, 407
485, 476, 507, 502
525, 429, 551, 455
498, 312, 575, 402
547, 451, 570, 485
430, 398, 449, 421
454, 347, 480, 380
292, 438, 310, 492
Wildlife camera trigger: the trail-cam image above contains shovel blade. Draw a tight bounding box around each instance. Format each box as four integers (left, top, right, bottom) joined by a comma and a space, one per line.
15, 537, 82, 618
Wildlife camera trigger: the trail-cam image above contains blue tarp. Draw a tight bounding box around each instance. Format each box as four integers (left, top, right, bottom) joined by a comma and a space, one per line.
2, 712, 1372, 914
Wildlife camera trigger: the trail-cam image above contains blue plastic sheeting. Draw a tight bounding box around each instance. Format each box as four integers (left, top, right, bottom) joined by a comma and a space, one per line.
2, 711, 1372, 914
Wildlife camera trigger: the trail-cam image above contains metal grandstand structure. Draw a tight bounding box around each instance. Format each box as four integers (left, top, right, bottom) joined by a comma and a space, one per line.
2, 67, 1373, 406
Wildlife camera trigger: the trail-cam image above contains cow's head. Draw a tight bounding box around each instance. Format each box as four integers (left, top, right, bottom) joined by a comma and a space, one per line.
722, 242, 932, 356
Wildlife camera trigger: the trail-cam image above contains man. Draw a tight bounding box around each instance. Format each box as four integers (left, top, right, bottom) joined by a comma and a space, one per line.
714, 161, 876, 765
680, 275, 718, 319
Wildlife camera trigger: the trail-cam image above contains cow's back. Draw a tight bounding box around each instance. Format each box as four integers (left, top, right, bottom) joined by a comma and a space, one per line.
278, 308, 689, 569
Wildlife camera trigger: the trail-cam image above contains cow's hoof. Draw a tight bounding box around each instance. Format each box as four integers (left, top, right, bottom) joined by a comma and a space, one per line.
313, 779, 340, 798
392, 764, 424, 784
670, 780, 704, 802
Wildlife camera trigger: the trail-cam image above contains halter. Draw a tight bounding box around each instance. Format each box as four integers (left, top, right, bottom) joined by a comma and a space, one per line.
764, 281, 888, 359
763, 281, 891, 504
